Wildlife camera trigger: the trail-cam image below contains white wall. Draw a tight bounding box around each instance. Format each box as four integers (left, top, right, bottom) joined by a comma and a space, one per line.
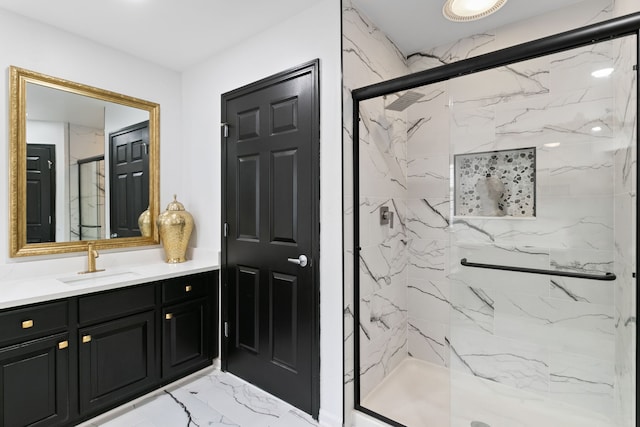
0, 7, 182, 274
181, 1, 343, 424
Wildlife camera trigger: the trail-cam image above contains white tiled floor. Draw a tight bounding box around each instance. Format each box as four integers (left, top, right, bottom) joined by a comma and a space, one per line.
79, 367, 319, 427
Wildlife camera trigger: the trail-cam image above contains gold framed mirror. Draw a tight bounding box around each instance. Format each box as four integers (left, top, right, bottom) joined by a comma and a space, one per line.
9, 66, 160, 257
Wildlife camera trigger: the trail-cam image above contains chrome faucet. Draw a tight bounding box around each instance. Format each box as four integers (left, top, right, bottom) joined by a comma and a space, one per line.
79, 243, 105, 274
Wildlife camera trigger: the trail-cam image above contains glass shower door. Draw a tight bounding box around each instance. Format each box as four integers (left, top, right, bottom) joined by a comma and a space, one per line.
447, 35, 637, 427
78, 156, 106, 240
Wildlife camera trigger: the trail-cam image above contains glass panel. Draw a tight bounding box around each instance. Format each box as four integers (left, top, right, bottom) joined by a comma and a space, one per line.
356, 34, 636, 427
448, 35, 636, 427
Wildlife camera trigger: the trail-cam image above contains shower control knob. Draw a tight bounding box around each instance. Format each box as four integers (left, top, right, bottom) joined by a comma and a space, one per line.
287, 254, 308, 268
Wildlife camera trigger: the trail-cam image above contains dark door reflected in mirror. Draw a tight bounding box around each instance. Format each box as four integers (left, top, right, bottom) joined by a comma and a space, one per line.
25, 82, 150, 243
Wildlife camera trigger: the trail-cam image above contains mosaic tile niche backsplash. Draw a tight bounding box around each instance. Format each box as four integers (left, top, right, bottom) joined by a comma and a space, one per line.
454, 147, 536, 217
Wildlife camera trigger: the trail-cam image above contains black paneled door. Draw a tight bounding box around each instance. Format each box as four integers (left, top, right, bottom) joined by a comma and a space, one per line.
222, 60, 320, 418
109, 121, 149, 238
26, 144, 56, 243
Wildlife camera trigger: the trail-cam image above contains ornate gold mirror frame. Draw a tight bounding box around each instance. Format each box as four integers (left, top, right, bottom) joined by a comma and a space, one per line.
9, 66, 160, 257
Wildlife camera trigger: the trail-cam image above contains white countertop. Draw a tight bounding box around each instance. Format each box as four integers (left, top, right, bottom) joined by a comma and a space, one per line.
0, 249, 219, 310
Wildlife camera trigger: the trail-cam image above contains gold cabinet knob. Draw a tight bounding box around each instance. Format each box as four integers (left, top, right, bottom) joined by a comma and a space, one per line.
185, 285, 192, 292
165, 313, 173, 320
22, 319, 34, 329
82, 335, 92, 343
58, 341, 69, 350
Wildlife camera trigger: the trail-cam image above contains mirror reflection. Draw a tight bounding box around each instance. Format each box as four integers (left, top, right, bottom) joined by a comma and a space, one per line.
26, 83, 150, 243
10, 66, 160, 257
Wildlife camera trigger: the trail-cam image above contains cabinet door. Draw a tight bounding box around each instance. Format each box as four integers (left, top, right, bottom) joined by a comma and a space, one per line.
0, 333, 69, 427
78, 311, 156, 415
162, 298, 211, 379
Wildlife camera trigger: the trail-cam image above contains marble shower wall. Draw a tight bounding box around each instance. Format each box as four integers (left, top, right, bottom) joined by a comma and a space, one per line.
357, 96, 409, 399
69, 124, 105, 241
342, 0, 413, 409
405, 35, 636, 423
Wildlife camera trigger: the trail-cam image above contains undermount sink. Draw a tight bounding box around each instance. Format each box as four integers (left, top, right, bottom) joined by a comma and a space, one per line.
58, 270, 140, 286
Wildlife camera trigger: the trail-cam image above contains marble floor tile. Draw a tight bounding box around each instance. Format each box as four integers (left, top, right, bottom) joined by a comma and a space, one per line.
79, 368, 318, 427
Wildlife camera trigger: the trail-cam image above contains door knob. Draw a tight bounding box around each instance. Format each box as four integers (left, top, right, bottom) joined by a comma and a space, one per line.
287, 254, 308, 267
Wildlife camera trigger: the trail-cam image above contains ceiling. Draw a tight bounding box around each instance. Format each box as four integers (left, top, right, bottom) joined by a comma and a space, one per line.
352, 0, 588, 56
0, 0, 325, 71
0, 0, 595, 71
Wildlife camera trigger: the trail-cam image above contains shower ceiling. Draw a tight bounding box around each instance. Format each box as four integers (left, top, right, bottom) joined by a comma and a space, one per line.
352, 0, 589, 55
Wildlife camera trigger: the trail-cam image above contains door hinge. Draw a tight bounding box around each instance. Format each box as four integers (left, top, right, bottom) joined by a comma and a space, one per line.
634, 64, 638, 71
224, 321, 229, 338
223, 222, 229, 238
221, 123, 229, 138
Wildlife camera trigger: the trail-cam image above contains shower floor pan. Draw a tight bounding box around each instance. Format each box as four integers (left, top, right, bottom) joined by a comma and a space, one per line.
361, 358, 615, 427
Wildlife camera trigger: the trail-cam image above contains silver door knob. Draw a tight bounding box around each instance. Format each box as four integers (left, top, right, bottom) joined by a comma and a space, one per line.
287, 254, 308, 267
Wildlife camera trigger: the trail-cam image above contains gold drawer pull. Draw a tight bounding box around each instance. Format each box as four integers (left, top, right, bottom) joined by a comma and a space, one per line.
82, 335, 92, 343
58, 341, 69, 350
165, 313, 173, 320
22, 320, 34, 329
185, 285, 192, 292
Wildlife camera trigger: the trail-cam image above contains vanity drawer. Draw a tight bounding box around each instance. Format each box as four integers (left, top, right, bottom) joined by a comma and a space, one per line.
78, 284, 155, 326
162, 273, 210, 304
0, 300, 68, 344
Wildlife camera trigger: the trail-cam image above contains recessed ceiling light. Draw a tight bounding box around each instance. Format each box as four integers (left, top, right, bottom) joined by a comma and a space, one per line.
544, 142, 561, 148
443, 0, 508, 22
591, 67, 614, 78
592, 126, 602, 132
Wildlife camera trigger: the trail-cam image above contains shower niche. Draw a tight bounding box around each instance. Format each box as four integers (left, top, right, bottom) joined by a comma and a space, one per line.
351, 20, 637, 427
454, 147, 536, 218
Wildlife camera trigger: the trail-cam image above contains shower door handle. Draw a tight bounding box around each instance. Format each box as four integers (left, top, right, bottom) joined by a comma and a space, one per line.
287, 254, 308, 268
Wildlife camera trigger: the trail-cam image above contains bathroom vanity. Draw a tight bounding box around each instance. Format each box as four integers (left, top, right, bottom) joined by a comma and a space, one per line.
0, 266, 219, 427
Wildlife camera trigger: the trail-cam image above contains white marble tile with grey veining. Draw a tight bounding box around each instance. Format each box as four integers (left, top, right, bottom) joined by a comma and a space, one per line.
451, 196, 614, 251
537, 141, 615, 198
549, 351, 615, 419
403, 205, 429, 240
405, 197, 450, 241
448, 106, 497, 154
359, 281, 407, 344
406, 238, 448, 282
358, 104, 408, 198
359, 321, 408, 399
358, 238, 407, 298
494, 294, 615, 361
82, 369, 318, 427
342, 0, 408, 89
449, 281, 495, 335
448, 57, 550, 110
449, 328, 549, 394
407, 33, 496, 73
407, 155, 450, 199
408, 317, 448, 366
494, 95, 614, 149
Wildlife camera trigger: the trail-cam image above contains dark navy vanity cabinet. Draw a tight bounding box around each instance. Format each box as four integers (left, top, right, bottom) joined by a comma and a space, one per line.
0, 270, 218, 427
